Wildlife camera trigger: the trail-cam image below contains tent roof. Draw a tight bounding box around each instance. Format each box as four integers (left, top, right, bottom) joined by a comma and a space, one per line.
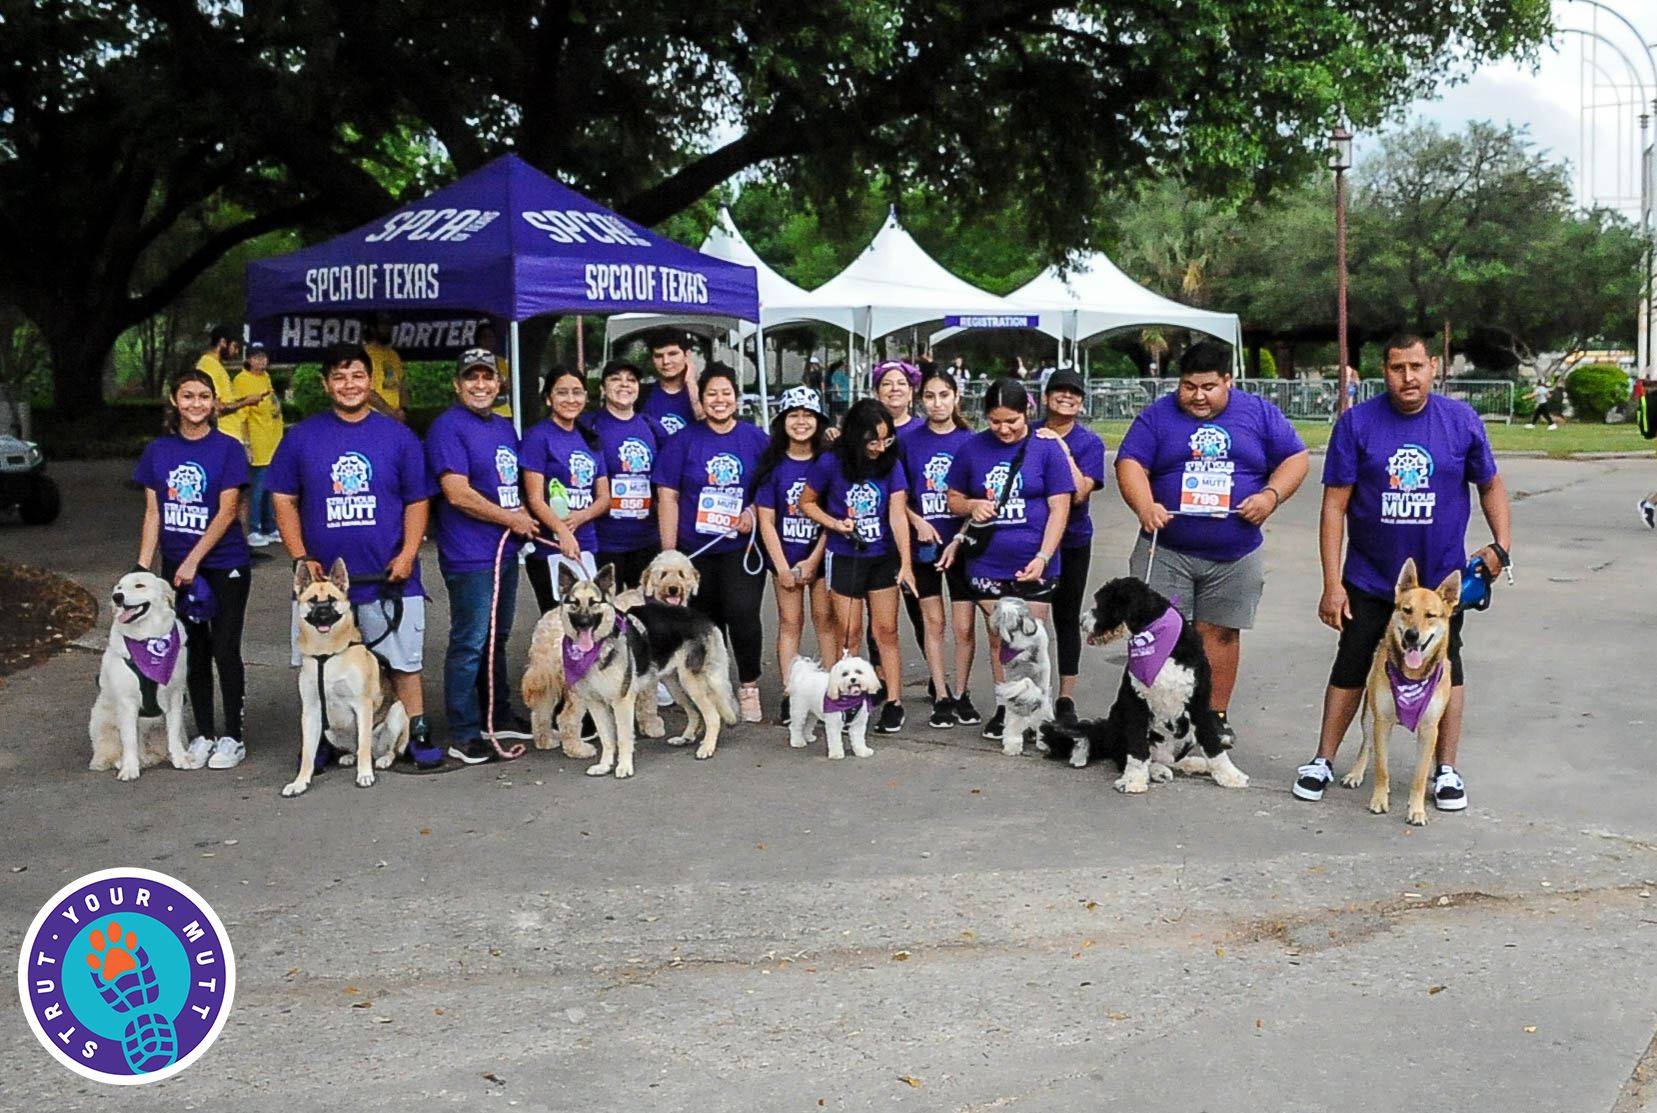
765, 208, 1032, 339
605, 207, 855, 344
246, 154, 759, 328
1009, 253, 1240, 345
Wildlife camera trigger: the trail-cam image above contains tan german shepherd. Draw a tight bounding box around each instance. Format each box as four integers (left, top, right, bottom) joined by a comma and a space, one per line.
284, 559, 410, 797
1339, 558, 1460, 826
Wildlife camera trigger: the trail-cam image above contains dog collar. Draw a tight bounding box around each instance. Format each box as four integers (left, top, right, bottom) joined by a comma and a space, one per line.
1385, 660, 1444, 731
123, 626, 181, 686
1127, 606, 1183, 687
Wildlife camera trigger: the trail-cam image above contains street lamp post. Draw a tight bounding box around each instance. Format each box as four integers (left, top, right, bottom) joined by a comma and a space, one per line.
1330, 126, 1354, 413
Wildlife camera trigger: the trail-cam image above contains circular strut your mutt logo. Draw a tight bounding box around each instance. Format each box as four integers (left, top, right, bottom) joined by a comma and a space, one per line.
17, 868, 235, 1085
165, 462, 208, 505
330, 451, 374, 495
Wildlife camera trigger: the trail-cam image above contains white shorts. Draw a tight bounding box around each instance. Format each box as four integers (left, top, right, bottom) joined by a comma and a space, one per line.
290, 595, 426, 672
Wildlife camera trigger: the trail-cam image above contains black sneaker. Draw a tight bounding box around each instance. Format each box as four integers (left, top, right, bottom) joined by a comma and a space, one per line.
489, 712, 534, 741
926, 678, 937, 704
1432, 764, 1467, 811
981, 705, 1005, 741
447, 738, 498, 765
1054, 696, 1078, 727
1292, 756, 1333, 801
407, 718, 443, 770
875, 701, 905, 733
953, 692, 983, 726
928, 697, 957, 729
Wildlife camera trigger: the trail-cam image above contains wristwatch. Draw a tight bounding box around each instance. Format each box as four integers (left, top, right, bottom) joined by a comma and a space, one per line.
1035, 551, 1052, 564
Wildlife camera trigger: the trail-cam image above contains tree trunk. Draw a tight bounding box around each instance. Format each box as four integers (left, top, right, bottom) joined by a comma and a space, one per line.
45, 322, 118, 415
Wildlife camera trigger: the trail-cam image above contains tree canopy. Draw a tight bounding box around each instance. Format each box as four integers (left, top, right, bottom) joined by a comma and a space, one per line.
0, 0, 1552, 407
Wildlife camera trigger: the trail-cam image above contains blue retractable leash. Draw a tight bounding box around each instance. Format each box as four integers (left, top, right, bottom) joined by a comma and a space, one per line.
1458, 541, 1513, 612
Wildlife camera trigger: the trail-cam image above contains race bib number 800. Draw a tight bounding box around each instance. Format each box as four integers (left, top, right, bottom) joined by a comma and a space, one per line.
694, 487, 742, 536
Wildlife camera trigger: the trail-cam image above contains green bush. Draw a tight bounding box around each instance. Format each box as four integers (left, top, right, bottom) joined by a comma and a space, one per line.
1256, 348, 1278, 379
1564, 363, 1629, 422
1091, 350, 1141, 378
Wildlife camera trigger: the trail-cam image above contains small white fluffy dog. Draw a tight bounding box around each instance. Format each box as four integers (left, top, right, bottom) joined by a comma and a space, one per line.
88, 570, 198, 781
990, 597, 1054, 756
785, 656, 879, 759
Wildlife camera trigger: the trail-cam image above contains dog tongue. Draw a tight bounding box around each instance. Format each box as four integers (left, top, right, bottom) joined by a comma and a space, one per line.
1404, 647, 1425, 670
576, 629, 595, 652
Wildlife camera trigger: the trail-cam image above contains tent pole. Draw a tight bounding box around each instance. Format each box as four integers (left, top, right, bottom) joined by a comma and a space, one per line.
755, 325, 771, 425
510, 320, 524, 439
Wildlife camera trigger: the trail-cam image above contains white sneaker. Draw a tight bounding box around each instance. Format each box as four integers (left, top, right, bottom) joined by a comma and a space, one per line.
1292, 756, 1333, 801
1639, 500, 1655, 530
184, 735, 214, 769
208, 736, 246, 769
246, 531, 273, 547
656, 682, 673, 708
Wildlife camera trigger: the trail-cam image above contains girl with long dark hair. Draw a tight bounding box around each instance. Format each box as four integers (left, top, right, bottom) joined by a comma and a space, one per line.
522, 366, 612, 613
800, 397, 915, 733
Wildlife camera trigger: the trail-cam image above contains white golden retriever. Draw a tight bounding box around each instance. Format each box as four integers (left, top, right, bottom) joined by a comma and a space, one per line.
88, 570, 198, 781
785, 656, 879, 759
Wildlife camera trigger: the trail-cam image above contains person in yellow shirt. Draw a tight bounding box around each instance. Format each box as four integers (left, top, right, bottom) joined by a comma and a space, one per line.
363, 313, 409, 420
232, 343, 285, 546
476, 322, 514, 419
195, 325, 262, 441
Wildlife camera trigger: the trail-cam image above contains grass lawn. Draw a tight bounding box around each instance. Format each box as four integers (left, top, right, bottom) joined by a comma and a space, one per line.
1088, 417, 1657, 459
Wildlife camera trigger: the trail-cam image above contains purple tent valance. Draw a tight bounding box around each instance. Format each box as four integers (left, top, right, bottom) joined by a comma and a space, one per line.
246, 154, 758, 357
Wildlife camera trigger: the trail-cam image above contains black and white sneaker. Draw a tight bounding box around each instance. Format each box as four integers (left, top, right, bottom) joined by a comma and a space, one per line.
875, 701, 905, 734
1432, 764, 1467, 811
1292, 756, 1334, 801
580, 713, 599, 745
981, 705, 1005, 741
1640, 500, 1655, 530
953, 693, 983, 726
1054, 696, 1079, 727
928, 697, 957, 729
447, 738, 499, 765
489, 713, 534, 741
1215, 714, 1237, 749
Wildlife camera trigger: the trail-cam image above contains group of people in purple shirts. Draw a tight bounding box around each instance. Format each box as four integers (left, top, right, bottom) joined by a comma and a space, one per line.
131, 328, 1509, 809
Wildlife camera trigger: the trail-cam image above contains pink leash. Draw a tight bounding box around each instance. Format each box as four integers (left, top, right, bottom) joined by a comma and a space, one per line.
482, 529, 568, 761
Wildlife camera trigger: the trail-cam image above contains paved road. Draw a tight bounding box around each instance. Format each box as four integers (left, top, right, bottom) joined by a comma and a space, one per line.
3, 453, 1656, 1112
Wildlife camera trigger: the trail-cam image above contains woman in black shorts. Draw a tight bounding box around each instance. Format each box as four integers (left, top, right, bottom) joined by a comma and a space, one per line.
800, 399, 916, 733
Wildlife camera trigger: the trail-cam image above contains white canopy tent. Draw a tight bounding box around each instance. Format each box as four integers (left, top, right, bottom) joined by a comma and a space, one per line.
980, 253, 1244, 370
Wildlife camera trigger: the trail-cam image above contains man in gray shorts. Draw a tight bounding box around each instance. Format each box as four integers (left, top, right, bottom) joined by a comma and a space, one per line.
1114, 341, 1309, 744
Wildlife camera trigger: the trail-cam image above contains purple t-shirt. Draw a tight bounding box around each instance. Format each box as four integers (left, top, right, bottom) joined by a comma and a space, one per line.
946, 431, 1077, 580
1055, 423, 1109, 550
806, 452, 910, 558
265, 410, 434, 602
425, 405, 524, 575
1118, 391, 1306, 562
754, 454, 823, 567
133, 430, 251, 569
640, 382, 696, 438
1323, 393, 1498, 599
900, 424, 974, 546
520, 419, 608, 554
588, 411, 657, 552
652, 420, 769, 554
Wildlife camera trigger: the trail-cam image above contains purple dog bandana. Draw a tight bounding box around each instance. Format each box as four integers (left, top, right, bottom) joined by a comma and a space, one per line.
823, 692, 874, 716
1386, 661, 1444, 731
998, 644, 1021, 665
563, 614, 629, 685
124, 627, 182, 685
1127, 606, 1183, 687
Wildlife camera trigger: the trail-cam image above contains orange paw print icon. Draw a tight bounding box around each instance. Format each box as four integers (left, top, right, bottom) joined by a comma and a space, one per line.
86, 921, 139, 982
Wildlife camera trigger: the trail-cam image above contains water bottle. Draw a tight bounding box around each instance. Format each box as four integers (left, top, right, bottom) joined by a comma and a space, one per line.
547, 478, 571, 519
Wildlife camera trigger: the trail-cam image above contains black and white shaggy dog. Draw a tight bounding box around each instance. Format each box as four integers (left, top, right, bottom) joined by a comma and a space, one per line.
1040, 576, 1249, 794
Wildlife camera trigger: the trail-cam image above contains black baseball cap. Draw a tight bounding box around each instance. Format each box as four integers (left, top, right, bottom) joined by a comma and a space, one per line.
1044, 368, 1086, 396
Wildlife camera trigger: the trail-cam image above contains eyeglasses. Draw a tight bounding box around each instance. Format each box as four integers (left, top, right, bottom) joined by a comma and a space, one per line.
866, 435, 896, 449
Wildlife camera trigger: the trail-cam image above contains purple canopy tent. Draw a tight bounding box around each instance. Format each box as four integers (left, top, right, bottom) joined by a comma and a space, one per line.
245, 154, 765, 429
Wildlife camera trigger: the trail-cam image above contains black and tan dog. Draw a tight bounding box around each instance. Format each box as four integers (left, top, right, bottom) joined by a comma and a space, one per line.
284, 559, 410, 797
553, 563, 737, 779
1337, 558, 1460, 826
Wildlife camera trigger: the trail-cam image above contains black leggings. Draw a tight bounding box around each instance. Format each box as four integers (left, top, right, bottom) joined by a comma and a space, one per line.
690, 548, 766, 683
163, 560, 250, 740
1052, 544, 1092, 678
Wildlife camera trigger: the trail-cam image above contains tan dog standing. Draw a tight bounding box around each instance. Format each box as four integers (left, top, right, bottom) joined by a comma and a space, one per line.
285, 559, 410, 797
1339, 558, 1460, 826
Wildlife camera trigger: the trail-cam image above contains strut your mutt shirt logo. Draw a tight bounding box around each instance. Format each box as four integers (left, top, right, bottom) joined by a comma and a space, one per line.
921, 453, 952, 517
659, 413, 687, 436
982, 462, 1025, 523
1382, 443, 1436, 524
17, 868, 235, 1085
327, 451, 378, 526
845, 481, 883, 544
495, 445, 523, 508
163, 462, 210, 533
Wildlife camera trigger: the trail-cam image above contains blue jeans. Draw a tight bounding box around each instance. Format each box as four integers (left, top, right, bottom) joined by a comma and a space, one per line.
247, 465, 276, 534
442, 569, 517, 744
